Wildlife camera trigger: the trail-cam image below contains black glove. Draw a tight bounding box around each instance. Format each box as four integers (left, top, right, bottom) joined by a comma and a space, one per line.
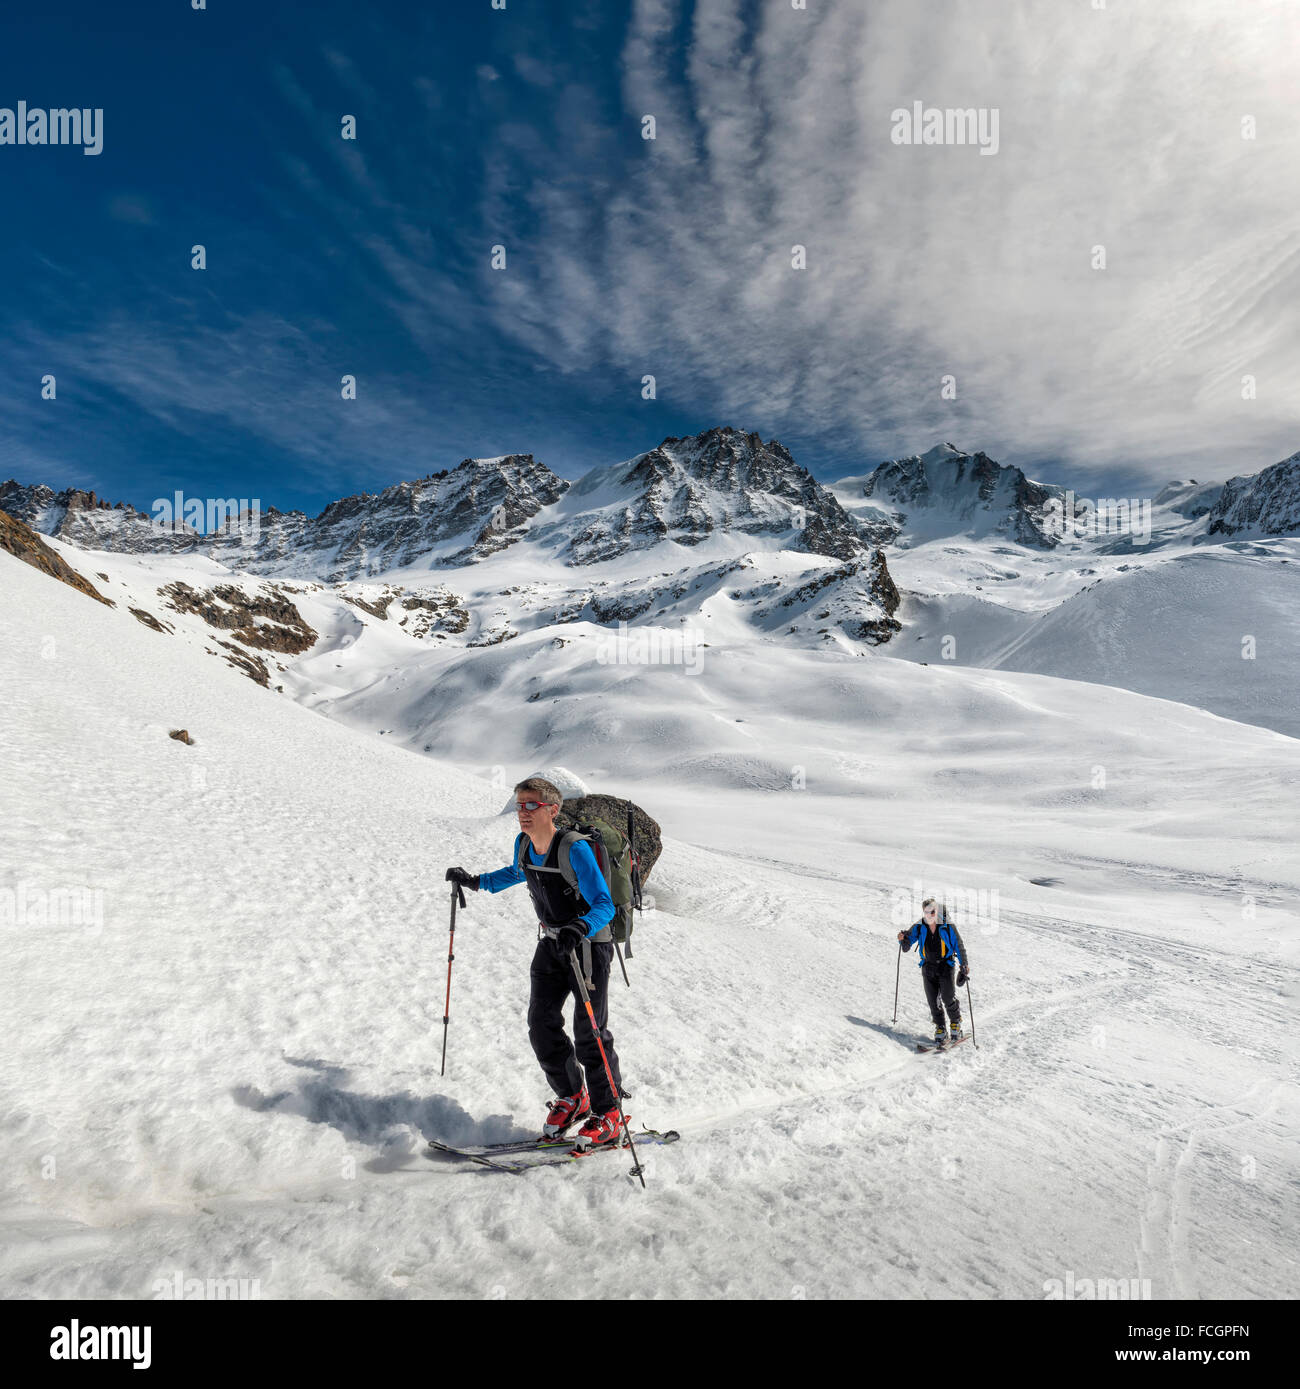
445, 867, 480, 891
956, 967, 969, 987
553, 921, 587, 953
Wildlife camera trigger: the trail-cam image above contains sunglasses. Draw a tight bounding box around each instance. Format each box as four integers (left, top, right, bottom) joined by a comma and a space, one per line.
516, 800, 556, 812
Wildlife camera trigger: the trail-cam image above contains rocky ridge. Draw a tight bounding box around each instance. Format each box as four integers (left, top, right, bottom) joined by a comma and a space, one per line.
840, 443, 1068, 549
1206, 451, 1300, 537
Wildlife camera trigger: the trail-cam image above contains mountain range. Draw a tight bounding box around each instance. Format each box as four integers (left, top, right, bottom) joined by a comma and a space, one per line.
8, 433, 1298, 578
3, 425, 1298, 738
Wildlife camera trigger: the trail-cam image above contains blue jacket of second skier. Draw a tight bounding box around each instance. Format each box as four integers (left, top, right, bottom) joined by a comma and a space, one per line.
479, 837, 614, 938
900, 920, 965, 968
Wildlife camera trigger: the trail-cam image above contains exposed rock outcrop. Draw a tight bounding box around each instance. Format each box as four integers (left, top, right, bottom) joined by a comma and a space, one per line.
1206, 451, 1300, 537
159, 581, 317, 656
0, 507, 115, 606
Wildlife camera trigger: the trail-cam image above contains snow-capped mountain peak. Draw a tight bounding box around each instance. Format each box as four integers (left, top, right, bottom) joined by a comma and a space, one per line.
1, 454, 570, 580
840, 444, 1067, 549
0, 478, 202, 553
918, 441, 967, 467
534, 426, 872, 566
1206, 450, 1300, 537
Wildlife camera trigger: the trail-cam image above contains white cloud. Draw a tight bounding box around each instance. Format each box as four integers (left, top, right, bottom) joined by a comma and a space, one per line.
479, 0, 1300, 482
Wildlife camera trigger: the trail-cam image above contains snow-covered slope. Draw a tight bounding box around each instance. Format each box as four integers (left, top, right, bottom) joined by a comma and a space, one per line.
2, 544, 1296, 1299
983, 546, 1300, 739
1152, 479, 1223, 521
885, 532, 1300, 740
825, 440, 1299, 739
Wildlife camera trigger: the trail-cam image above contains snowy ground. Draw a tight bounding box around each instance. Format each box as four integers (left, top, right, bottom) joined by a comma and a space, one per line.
1, 546, 1297, 1299
885, 536, 1300, 741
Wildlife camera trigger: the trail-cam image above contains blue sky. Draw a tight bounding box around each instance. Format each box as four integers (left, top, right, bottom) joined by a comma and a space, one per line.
1, 0, 1297, 517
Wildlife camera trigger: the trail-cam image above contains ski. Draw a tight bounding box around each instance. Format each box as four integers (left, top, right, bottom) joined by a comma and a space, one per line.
423, 1143, 539, 1174
426, 1126, 680, 1174
426, 1134, 576, 1159
426, 1107, 632, 1156
915, 1036, 972, 1053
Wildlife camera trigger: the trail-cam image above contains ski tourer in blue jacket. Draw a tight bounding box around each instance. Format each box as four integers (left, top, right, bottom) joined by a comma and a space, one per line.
897, 899, 970, 1043
443, 779, 623, 1150
898, 920, 966, 970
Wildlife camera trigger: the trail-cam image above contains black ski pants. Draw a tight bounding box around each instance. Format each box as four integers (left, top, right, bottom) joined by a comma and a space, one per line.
922, 963, 962, 1027
527, 936, 623, 1113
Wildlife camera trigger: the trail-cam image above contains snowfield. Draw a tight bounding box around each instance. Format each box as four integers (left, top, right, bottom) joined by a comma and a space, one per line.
888, 538, 1300, 740
1, 544, 1297, 1299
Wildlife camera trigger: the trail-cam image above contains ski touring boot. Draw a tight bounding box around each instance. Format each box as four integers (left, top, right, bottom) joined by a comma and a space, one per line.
572, 1106, 624, 1152
949, 1020, 965, 1042
543, 1086, 590, 1138
933, 1021, 947, 1045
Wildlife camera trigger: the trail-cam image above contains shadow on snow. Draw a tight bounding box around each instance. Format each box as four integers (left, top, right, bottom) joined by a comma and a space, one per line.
231, 1055, 527, 1172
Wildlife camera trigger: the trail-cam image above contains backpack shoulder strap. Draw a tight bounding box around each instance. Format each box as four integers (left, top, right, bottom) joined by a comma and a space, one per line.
518, 830, 577, 882
554, 829, 587, 890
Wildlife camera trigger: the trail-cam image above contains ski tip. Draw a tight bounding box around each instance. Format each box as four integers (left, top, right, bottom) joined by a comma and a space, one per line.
637, 1125, 680, 1143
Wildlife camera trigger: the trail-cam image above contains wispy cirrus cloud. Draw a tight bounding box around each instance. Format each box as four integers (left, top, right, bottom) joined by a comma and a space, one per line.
4, 0, 1296, 508
476, 0, 1300, 483
5, 306, 448, 497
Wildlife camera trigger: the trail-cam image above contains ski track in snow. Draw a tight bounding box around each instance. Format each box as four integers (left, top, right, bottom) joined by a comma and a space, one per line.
1138, 1078, 1277, 1301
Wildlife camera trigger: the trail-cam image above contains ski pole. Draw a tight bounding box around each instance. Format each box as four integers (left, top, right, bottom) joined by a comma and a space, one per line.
626, 803, 641, 905
568, 948, 644, 1188
613, 801, 639, 987
892, 942, 902, 1024
440, 880, 467, 1076
626, 801, 642, 962
965, 977, 976, 1047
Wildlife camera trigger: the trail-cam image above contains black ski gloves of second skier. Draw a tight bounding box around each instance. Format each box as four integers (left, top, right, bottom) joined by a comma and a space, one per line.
445, 867, 480, 891
956, 966, 969, 987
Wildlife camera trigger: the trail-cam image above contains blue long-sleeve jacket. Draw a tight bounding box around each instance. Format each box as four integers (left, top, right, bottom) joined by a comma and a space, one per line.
900, 920, 967, 969
479, 836, 614, 939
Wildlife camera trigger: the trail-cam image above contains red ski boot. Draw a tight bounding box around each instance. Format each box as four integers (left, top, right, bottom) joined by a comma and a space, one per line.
572, 1106, 625, 1152
543, 1087, 590, 1138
